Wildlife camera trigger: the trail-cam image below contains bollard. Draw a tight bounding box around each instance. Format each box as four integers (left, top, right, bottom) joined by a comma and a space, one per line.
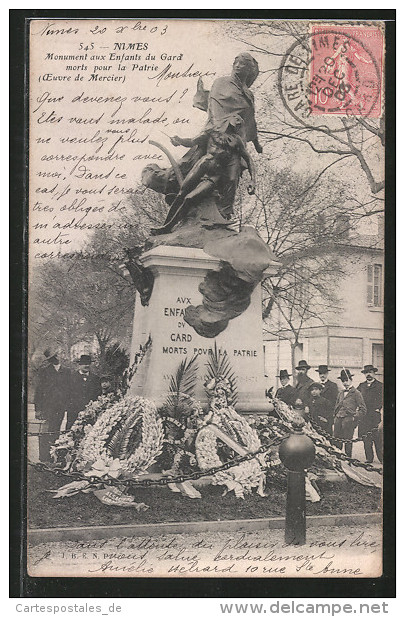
279, 418, 316, 545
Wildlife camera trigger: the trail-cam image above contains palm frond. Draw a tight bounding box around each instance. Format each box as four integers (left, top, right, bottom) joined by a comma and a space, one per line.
205, 342, 238, 406
118, 413, 142, 459
105, 411, 142, 459
165, 355, 199, 407
105, 420, 125, 457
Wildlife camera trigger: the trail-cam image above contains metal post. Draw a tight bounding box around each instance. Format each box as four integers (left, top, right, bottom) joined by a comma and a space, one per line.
285, 470, 306, 545
279, 418, 315, 546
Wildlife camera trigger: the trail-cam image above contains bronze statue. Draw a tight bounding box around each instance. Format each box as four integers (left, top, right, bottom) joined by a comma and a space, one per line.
202, 52, 262, 153
135, 53, 280, 339
142, 53, 262, 230
150, 123, 256, 235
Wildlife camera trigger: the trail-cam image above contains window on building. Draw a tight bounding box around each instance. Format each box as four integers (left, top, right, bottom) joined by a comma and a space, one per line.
372, 343, 383, 378
367, 264, 383, 307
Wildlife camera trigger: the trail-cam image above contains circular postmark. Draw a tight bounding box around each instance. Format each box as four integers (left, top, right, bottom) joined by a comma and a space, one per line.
278, 26, 382, 132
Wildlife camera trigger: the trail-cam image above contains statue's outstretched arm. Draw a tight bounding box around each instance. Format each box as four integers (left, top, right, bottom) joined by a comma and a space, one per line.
170, 133, 206, 148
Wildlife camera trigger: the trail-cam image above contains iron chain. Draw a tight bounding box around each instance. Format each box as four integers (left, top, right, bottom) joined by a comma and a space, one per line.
28, 435, 284, 488
309, 418, 379, 444
312, 436, 383, 475
29, 424, 383, 489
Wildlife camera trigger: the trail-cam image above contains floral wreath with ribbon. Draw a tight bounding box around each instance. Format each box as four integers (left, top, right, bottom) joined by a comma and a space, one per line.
194, 376, 266, 498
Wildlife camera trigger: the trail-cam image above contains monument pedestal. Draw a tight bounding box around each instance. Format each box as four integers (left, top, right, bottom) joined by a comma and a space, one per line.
129, 246, 279, 413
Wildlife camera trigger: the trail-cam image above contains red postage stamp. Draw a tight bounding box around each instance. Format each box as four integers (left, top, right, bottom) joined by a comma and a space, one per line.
309, 24, 383, 117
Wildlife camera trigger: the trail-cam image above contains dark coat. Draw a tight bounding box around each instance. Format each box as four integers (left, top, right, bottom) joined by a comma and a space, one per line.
320, 380, 339, 407
34, 364, 71, 421
275, 384, 296, 406
357, 379, 383, 432
294, 374, 314, 406
309, 396, 334, 434
334, 386, 366, 420
68, 371, 102, 416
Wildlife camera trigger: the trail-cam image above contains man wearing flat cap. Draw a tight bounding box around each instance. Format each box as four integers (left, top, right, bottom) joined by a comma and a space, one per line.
308, 382, 334, 435
67, 355, 101, 430
315, 365, 339, 408
357, 365, 383, 463
294, 360, 314, 407
34, 348, 71, 461
100, 374, 116, 396
333, 369, 366, 457
275, 370, 296, 406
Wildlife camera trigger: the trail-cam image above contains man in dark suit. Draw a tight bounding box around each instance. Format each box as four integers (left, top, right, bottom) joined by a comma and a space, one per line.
315, 365, 339, 407
67, 355, 102, 430
275, 370, 296, 406
34, 348, 71, 461
308, 382, 334, 435
357, 364, 383, 463
294, 360, 314, 407
333, 369, 366, 457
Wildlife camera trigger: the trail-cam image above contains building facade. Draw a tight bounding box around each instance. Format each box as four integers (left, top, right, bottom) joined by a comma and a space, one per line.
264, 233, 384, 391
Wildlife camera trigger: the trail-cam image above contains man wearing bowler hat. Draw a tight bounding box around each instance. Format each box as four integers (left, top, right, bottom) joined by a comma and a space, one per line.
275, 369, 296, 406
294, 360, 314, 406
67, 354, 102, 430
315, 365, 339, 407
333, 369, 366, 457
34, 348, 71, 461
357, 364, 383, 463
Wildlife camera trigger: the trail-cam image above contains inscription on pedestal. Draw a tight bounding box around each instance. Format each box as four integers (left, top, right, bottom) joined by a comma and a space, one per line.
129, 246, 278, 413
161, 298, 260, 360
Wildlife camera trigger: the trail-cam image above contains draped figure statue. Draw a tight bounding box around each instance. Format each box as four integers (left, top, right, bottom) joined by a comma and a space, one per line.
142, 53, 263, 227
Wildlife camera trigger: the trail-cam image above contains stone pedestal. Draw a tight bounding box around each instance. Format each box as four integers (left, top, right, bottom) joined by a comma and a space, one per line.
129, 246, 279, 413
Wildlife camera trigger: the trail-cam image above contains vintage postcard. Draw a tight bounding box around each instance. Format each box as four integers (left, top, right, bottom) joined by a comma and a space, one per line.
24, 15, 389, 581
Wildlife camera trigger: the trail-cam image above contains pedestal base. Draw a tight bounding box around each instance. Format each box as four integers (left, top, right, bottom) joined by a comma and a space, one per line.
129, 246, 278, 413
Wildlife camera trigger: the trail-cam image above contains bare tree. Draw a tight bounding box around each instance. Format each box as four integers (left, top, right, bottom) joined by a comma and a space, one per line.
234, 157, 380, 369
88, 189, 167, 256
224, 19, 385, 196
30, 259, 135, 366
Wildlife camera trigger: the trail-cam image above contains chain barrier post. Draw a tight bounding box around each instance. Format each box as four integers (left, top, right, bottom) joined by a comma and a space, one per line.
279, 418, 316, 545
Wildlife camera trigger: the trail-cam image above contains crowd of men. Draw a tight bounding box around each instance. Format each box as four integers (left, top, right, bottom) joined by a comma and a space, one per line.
34, 347, 383, 467
34, 348, 114, 462
272, 361, 383, 463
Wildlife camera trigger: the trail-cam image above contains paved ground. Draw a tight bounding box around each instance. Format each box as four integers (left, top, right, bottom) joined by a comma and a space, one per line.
28, 523, 382, 578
